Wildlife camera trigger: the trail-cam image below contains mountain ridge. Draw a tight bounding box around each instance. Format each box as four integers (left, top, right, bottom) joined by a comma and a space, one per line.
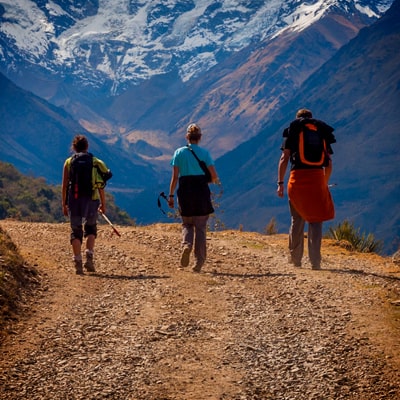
0, 0, 398, 253
1, 0, 389, 94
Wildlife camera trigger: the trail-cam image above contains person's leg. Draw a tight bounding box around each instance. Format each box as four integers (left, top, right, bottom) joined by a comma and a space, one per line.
181, 216, 194, 267
83, 201, 98, 272
83, 235, 96, 272
71, 239, 82, 257
85, 234, 95, 252
192, 215, 209, 272
70, 215, 84, 274
308, 222, 322, 269
289, 201, 305, 267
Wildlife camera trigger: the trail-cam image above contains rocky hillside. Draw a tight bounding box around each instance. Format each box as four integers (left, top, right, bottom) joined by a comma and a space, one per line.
0, 220, 399, 399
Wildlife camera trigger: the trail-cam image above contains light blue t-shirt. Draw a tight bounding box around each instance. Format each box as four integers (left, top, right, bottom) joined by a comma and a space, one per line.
170, 144, 214, 177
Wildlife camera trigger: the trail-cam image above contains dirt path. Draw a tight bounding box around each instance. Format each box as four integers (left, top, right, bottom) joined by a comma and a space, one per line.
0, 220, 399, 399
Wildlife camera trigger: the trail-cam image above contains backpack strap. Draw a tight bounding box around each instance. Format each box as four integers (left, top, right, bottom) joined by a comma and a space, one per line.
187, 145, 202, 163
186, 145, 212, 182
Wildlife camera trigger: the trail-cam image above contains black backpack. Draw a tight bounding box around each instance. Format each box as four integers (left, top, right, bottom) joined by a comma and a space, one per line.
69, 153, 94, 199
298, 120, 327, 167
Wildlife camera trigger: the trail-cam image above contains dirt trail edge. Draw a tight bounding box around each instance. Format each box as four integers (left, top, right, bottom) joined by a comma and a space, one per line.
0, 220, 399, 400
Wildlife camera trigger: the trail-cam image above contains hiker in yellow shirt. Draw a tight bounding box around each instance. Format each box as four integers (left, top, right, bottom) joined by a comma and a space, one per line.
62, 135, 112, 275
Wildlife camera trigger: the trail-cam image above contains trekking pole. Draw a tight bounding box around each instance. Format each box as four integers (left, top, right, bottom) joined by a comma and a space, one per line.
157, 192, 168, 215
100, 211, 121, 237
157, 191, 180, 220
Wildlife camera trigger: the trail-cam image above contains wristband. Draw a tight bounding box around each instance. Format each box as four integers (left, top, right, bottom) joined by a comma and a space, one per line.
169, 195, 174, 198
277, 181, 284, 185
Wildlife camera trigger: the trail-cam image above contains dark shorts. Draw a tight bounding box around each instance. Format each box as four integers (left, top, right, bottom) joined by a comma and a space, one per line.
68, 197, 100, 243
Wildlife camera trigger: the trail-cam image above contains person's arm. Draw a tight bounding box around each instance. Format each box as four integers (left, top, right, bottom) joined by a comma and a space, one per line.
98, 188, 106, 214
324, 158, 332, 184
168, 166, 179, 208
277, 149, 290, 198
61, 162, 69, 216
208, 165, 219, 184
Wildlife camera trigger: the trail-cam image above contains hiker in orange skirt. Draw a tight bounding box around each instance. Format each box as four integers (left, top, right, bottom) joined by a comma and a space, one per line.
277, 109, 336, 270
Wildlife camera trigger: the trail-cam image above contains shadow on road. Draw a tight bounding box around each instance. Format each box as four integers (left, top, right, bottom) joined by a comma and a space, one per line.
89, 273, 170, 281
209, 271, 295, 278
326, 268, 400, 281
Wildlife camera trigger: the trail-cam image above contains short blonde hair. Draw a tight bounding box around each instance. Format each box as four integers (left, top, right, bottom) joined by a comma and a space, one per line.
186, 123, 202, 141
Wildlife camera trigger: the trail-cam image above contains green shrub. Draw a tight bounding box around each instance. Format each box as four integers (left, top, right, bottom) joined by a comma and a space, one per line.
327, 220, 383, 254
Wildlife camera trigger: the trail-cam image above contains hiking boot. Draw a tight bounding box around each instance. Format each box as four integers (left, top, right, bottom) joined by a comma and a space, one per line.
192, 263, 203, 273
311, 264, 321, 270
84, 250, 95, 272
288, 256, 301, 268
74, 259, 84, 275
180, 246, 191, 268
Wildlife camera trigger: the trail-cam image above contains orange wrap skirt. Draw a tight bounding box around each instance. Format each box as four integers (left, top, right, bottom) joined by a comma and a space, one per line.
288, 169, 334, 223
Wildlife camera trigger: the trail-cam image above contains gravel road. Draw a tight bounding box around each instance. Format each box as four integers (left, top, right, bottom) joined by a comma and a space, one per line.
0, 220, 399, 399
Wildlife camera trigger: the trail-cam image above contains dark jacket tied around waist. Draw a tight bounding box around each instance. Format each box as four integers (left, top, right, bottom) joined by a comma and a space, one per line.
177, 175, 214, 217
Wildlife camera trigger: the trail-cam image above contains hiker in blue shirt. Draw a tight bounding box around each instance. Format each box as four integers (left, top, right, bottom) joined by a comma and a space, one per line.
168, 124, 218, 273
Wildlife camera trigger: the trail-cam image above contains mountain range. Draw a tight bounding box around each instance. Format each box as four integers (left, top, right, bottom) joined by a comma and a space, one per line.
0, 0, 399, 253
217, 0, 400, 253
0, 0, 392, 157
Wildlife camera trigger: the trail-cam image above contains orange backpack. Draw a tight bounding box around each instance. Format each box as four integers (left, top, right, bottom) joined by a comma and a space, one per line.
298, 122, 327, 167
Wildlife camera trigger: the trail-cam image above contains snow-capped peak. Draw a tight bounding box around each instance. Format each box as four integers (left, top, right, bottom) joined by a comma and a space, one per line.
0, 0, 393, 94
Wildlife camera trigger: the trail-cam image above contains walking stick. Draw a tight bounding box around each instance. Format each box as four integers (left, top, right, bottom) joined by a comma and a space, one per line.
100, 211, 121, 237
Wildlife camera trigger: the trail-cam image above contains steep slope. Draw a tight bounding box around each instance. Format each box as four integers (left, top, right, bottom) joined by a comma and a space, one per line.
0, 72, 165, 194
216, 0, 400, 253
0, 72, 86, 183
109, 3, 381, 159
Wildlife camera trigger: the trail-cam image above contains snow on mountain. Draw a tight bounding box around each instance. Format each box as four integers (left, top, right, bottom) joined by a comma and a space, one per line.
0, 0, 392, 94
281, 0, 382, 34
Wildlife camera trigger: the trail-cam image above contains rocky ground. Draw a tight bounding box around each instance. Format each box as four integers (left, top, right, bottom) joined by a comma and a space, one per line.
0, 220, 399, 400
